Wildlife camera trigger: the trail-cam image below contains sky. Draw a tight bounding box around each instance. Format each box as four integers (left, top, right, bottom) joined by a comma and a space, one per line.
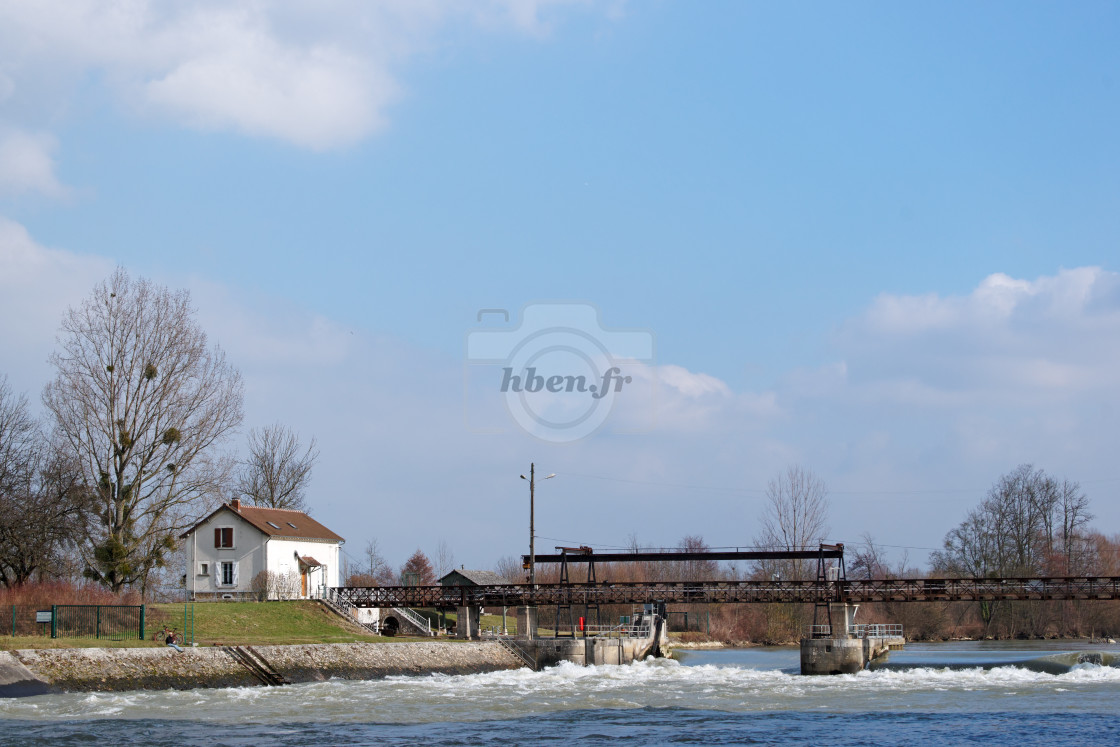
0, 1, 1118, 575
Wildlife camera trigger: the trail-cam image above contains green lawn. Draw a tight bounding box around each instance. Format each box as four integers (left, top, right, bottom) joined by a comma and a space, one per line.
1, 600, 422, 650
413, 609, 518, 635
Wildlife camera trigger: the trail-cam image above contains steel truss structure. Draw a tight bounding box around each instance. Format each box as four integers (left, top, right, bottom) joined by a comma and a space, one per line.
329, 576, 1120, 609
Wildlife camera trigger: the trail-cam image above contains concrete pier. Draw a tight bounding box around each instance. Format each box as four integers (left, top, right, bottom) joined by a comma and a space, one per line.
455, 607, 481, 639
504, 606, 666, 670
800, 604, 904, 675
515, 606, 538, 639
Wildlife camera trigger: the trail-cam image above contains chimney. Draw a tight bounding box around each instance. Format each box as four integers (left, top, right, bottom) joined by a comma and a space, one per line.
231, 498, 240, 511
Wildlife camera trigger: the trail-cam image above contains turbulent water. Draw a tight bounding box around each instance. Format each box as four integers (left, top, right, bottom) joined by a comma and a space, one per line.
3, 642, 1120, 745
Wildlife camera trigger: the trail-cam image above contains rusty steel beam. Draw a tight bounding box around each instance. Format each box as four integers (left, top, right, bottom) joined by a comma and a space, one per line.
330, 576, 1120, 608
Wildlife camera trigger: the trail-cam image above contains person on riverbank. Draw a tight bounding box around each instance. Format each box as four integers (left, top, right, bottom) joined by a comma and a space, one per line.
166, 629, 183, 653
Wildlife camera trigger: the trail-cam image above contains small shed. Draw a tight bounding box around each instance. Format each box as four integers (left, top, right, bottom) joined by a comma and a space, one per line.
438, 569, 508, 587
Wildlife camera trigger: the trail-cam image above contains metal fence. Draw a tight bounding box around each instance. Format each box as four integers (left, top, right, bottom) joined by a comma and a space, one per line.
808, 623, 904, 639
3, 604, 146, 640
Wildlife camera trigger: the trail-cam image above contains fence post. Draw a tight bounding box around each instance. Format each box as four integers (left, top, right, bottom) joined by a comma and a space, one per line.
11, 605, 14, 637
96, 605, 101, 639
140, 604, 146, 640
51, 605, 57, 639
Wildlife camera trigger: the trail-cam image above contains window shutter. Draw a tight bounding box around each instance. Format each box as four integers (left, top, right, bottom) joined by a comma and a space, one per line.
214, 528, 221, 548
232, 562, 239, 588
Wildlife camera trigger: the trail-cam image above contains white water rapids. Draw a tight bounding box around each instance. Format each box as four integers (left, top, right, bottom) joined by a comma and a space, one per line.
4, 646, 1120, 725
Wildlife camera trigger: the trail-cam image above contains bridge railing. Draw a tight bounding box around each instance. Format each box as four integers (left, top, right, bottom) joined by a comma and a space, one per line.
579, 619, 653, 639
479, 618, 654, 640
808, 623, 904, 638
330, 575, 1120, 608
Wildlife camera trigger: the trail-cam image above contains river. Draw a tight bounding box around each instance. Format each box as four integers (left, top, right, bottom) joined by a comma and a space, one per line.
2, 641, 1119, 745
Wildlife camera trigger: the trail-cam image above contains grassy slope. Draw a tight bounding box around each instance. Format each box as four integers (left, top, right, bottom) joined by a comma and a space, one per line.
1, 601, 418, 650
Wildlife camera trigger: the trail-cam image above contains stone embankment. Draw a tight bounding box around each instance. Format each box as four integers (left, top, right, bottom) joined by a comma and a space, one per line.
1, 641, 522, 696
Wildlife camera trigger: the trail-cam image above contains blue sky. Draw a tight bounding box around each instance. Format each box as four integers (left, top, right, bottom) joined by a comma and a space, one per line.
1, 1, 1118, 573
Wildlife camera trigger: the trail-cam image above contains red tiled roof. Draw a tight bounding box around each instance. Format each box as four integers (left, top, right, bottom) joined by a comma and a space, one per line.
180, 501, 344, 543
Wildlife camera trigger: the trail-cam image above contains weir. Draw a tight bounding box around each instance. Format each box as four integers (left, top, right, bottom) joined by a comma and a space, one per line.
799, 603, 905, 675
328, 544, 917, 675
797, 546, 905, 674
493, 606, 668, 670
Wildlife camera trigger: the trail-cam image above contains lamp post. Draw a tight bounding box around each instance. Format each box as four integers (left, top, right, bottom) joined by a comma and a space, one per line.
520, 463, 555, 588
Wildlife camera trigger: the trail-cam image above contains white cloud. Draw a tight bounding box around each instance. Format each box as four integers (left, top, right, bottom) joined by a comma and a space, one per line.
0, 128, 67, 197
847, 267, 1120, 405
0, 217, 112, 391
0, 0, 603, 151
2, 232, 1117, 564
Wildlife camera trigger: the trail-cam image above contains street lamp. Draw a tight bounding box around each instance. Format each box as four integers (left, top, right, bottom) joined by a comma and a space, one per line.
520, 463, 555, 588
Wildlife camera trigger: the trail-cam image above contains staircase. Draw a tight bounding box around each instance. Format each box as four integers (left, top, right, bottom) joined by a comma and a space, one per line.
320, 593, 380, 635
226, 646, 290, 686
498, 638, 538, 671
321, 590, 433, 637
392, 607, 434, 636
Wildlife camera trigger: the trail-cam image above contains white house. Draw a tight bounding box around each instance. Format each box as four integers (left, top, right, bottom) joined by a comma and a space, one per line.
180, 499, 344, 600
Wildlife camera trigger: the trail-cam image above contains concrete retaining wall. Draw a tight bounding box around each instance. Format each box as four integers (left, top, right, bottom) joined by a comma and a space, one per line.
518, 616, 667, 669
7, 641, 522, 695
0, 652, 51, 698
800, 636, 905, 675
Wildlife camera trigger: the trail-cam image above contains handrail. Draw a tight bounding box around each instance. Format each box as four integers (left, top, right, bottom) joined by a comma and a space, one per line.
393, 607, 434, 636
498, 638, 538, 670
331, 576, 1120, 608
322, 591, 381, 635
808, 623, 904, 638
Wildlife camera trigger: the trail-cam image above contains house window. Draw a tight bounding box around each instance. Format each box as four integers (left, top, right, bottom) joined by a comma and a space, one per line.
198, 563, 209, 576
266, 521, 280, 529
214, 527, 233, 548
287, 522, 297, 529
221, 561, 235, 586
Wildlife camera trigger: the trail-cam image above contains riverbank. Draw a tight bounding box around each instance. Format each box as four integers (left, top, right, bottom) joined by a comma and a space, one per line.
1, 641, 522, 695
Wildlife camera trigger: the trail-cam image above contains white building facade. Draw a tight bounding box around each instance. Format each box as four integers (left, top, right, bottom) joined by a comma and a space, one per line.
181, 499, 344, 600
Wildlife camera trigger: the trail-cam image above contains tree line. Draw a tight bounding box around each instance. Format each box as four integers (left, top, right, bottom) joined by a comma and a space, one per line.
0, 269, 319, 595
476, 464, 1117, 642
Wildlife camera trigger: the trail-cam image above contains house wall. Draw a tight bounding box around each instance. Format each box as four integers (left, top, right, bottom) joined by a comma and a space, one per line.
266, 538, 341, 599
186, 509, 267, 600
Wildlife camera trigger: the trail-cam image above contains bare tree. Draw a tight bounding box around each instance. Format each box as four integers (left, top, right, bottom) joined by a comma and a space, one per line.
436, 539, 455, 580
931, 465, 1095, 634
1056, 478, 1093, 575
0, 379, 94, 586
849, 532, 890, 580
42, 268, 243, 592
0, 442, 93, 587
493, 555, 523, 583
934, 465, 1093, 578
236, 423, 319, 512
753, 465, 829, 581
0, 376, 37, 501
364, 538, 396, 586
674, 535, 719, 581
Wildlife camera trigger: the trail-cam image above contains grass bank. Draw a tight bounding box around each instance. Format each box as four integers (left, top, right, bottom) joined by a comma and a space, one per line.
1, 600, 418, 650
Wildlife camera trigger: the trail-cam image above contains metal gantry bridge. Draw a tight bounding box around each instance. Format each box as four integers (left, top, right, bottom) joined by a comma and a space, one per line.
329, 545, 1120, 609
330, 577, 1120, 608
